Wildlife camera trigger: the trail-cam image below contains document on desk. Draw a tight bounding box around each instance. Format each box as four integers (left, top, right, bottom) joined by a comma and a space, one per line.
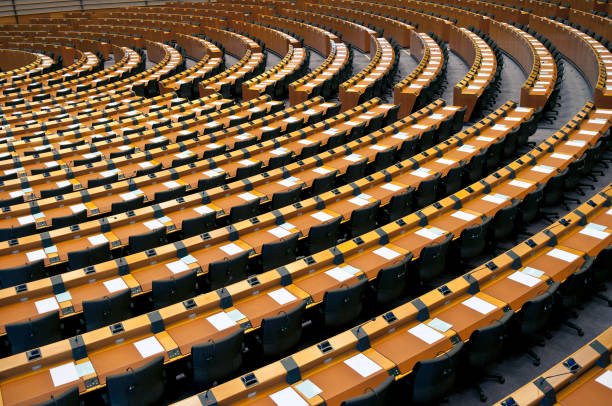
373, 246, 401, 260
35, 297, 60, 314
134, 336, 165, 358
507, 271, 540, 287
408, 323, 446, 344
268, 288, 297, 305
325, 267, 354, 282
219, 243, 244, 256
88, 234, 109, 246
268, 226, 292, 238
579, 225, 610, 240
294, 379, 323, 399
546, 248, 579, 263
595, 370, 612, 390
103, 277, 129, 293
462, 296, 497, 314
49, 362, 80, 387
451, 210, 478, 222
311, 211, 334, 222
344, 353, 383, 378
269, 387, 308, 406
427, 318, 453, 333
166, 260, 190, 274
206, 312, 237, 331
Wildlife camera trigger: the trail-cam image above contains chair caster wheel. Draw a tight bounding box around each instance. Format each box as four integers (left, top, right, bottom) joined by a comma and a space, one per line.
533, 360, 540, 366
480, 395, 487, 402
499, 377, 505, 384
578, 330, 584, 336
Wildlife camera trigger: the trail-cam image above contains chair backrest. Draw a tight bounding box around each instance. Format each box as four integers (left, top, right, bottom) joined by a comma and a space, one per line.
192, 329, 244, 387
261, 301, 306, 357
154, 185, 187, 204
311, 170, 338, 195
261, 233, 299, 272
466, 310, 514, 368
106, 355, 164, 406
182, 212, 216, 238
152, 270, 197, 309
111, 195, 145, 215
128, 227, 166, 254
398, 136, 419, 160
458, 216, 493, 260
52, 209, 87, 230
235, 161, 263, 180
375, 254, 412, 304
0, 222, 36, 242
349, 200, 380, 238
439, 163, 464, 197
340, 375, 394, 406
268, 153, 293, 170
34, 386, 80, 406
417, 233, 453, 282
411, 342, 464, 404
519, 282, 559, 337
327, 130, 347, 149
260, 126, 281, 141
68, 243, 111, 270
88, 173, 118, 189
418, 127, 436, 151
386, 187, 414, 222
492, 198, 521, 240
542, 168, 567, 206
344, 160, 367, 183
40, 183, 73, 199
207, 251, 249, 290
373, 146, 398, 171
135, 163, 162, 177
6, 311, 61, 354
0, 259, 45, 289
307, 216, 342, 254
415, 173, 440, 209
464, 150, 486, 184
519, 183, 544, 224
229, 198, 260, 223
82, 289, 131, 331
271, 186, 302, 210
323, 279, 367, 328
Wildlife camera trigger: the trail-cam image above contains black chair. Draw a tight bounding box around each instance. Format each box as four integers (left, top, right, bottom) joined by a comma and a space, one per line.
129, 227, 166, 254
463, 150, 487, 185
322, 279, 367, 328
229, 198, 260, 223
82, 289, 131, 331
197, 173, 226, 191
192, 329, 244, 387
260, 233, 299, 272
0, 195, 24, 208
52, 210, 87, 230
554, 257, 593, 336
171, 155, 197, 168
373, 146, 398, 172
259, 301, 306, 357
68, 243, 111, 270
0, 260, 45, 289
383, 187, 414, 222
438, 163, 464, 198
207, 251, 249, 290
300, 140, 321, 159
0, 222, 37, 242
311, 170, 338, 195
348, 201, 380, 238
518, 183, 544, 225
111, 196, 145, 215
341, 376, 394, 406
235, 161, 263, 180
135, 163, 162, 177
260, 126, 281, 141
415, 173, 440, 209
152, 270, 197, 309
268, 153, 293, 170
182, 212, 216, 238
462, 310, 513, 402
415, 233, 453, 284
88, 174, 118, 189
491, 199, 520, 240
106, 356, 165, 406
35, 385, 80, 406
40, 183, 73, 199
485, 137, 505, 171
512, 282, 559, 366
344, 160, 367, 183
503, 127, 519, 158
327, 131, 347, 149
407, 342, 464, 404
456, 217, 493, 260
374, 255, 412, 304
271, 186, 302, 209
154, 185, 187, 204
418, 127, 436, 151
306, 216, 341, 254
6, 311, 62, 354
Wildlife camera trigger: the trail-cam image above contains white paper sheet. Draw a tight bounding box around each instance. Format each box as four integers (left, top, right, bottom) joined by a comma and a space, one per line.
238, 192, 258, 201
522, 267, 545, 278
206, 312, 237, 331
508, 271, 540, 287
267, 288, 297, 305
35, 297, 60, 314
462, 296, 497, 314
348, 197, 370, 206
509, 179, 532, 189
312, 167, 332, 174
294, 379, 322, 399
103, 277, 128, 293
163, 181, 181, 189
133, 336, 164, 358
579, 226, 609, 240
594, 370, 612, 390
547, 248, 579, 263
194, 205, 214, 215
381, 183, 402, 191
26, 249, 46, 262
343, 353, 383, 378
373, 246, 401, 260
269, 387, 308, 406
268, 227, 291, 238
311, 211, 334, 222
415, 227, 446, 240
436, 158, 455, 165
427, 317, 452, 332
49, 362, 80, 387
325, 267, 354, 282
143, 219, 164, 230
166, 260, 190, 274
219, 243, 244, 256
451, 211, 477, 222
531, 165, 555, 174
18, 215, 35, 225
343, 153, 363, 162
408, 323, 446, 344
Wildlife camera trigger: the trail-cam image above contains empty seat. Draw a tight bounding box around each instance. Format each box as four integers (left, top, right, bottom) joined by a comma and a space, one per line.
235, 161, 263, 180
192, 329, 244, 387
456, 216, 493, 260
341, 375, 394, 406
374, 255, 412, 304
128, 227, 166, 254
207, 250, 249, 290
383, 187, 414, 222
348, 200, 380, 238
415, 173, 440, 209
259, 301, 306, 357
492, 199, 520, 240
34, 384, 79, 406
322, 279, 367, 328
6, 311, 61, 354
52, 209, 87, 230
152, 270, 197, 309
229, 198, 260, 223
415, 233, 452, 283
0, 222, 36, 242
68, 243, 111, 270
0, 260, 46, 289
344, 160, 367, 183
311, 170, 338, 195
260, 233, 299, 272
271, 186, 302, 209
182, 212, 216, 238
307, 216, 341, 254
373, 146, 398, 172
106, 356, 165, 406
40, 183, 73, 199
111, 196, 145, 215
82, 289, 131, 331
154, 185, 187, 203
